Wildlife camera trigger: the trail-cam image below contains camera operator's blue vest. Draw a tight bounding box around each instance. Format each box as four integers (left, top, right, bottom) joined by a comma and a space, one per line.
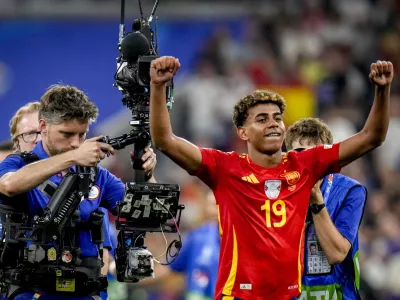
299, 174, 367, 300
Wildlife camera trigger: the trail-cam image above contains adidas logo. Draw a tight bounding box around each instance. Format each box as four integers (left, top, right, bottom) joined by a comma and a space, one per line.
241, 174, 259, 184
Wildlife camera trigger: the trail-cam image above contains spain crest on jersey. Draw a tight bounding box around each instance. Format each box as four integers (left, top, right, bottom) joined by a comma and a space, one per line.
264, 180, 281, 199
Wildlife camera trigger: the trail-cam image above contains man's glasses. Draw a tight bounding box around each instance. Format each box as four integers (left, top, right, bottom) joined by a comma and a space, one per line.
16, 131, 41, 143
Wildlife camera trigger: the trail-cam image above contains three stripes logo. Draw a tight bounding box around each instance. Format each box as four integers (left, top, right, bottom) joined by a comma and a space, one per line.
241, 174, 259, 184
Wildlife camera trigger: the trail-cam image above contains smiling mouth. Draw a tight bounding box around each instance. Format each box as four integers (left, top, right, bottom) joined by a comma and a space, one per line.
264, 133, 281, 137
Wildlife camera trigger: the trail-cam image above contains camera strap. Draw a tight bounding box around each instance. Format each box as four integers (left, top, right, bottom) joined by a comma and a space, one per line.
14, 152, 58, 201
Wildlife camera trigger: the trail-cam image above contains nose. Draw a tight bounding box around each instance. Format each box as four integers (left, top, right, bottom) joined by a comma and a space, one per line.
267, 118, 279, 128
70, 135, 81, 149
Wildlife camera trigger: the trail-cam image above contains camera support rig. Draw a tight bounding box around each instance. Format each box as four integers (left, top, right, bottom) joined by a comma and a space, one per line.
98, 0, 184, 283
0, 166, 107, 297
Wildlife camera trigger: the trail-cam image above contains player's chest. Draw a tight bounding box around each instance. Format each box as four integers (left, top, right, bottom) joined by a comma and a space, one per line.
223, 166, 313, 201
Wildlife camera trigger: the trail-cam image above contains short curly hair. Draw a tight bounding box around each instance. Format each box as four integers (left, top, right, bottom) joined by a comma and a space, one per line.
39, 84, 99, 124
233, 89, 287, 128
285, 117, 333, 150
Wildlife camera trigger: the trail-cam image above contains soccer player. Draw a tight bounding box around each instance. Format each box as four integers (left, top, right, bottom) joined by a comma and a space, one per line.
285, 118, 367, 299
148, 57, 392, 299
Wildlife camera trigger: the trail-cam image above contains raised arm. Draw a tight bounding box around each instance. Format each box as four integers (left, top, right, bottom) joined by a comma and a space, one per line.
149, 56, 203, 174
338, 60, 394, 168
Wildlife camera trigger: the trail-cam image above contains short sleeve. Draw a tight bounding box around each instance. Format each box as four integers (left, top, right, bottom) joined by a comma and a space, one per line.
191, 148, 223, 189
334, 185, 367, 245
301, 143, 341, 182
99, 168, 125, 211
0, 154, 25, 178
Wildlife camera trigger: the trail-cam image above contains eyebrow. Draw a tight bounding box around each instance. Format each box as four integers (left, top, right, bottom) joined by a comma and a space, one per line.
255, 112, 282, 118
59, 130, 88, 134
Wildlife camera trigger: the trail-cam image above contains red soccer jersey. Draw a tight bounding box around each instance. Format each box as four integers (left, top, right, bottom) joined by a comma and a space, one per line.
194, 144, 341, 300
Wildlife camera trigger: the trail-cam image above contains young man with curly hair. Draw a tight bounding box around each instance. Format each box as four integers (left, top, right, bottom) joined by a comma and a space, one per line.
149, 56, 393, 300
286, 118, 367, 300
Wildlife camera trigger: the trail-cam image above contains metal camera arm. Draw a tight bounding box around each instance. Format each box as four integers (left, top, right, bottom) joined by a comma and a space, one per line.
32, 166, 96, 243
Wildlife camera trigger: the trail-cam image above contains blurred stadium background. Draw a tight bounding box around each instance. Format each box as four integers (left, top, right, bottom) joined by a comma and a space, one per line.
1, 0, 400, 299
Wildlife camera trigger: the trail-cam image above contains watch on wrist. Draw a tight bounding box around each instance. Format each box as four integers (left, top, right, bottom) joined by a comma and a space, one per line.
310, 203, 326, 214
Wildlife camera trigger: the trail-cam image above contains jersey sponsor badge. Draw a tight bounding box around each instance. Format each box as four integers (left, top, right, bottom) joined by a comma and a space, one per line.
264, 180, 281, 199
280, 171, 300, 185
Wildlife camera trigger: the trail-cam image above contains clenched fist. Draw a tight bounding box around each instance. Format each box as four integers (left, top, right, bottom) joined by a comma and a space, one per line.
150, 56, 181, 85
369, 60, 394, 87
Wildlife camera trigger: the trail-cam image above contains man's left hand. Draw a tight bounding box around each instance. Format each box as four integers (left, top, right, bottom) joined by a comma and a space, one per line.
130, 145, 157, 176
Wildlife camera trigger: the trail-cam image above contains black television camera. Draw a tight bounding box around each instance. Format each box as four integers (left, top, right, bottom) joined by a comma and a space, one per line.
98, 0, 184, 283
98, 0, 174, 172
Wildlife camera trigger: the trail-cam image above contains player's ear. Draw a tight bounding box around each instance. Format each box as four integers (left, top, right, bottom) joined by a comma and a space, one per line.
237, 126, 249, 141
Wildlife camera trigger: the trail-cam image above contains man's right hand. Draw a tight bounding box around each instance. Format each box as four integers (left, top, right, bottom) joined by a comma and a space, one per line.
150, 56, 181, 86
72, 136, 115, 166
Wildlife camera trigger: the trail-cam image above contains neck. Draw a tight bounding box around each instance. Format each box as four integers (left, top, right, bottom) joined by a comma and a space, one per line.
41, 141, 52, 157
248, 147, 282, 168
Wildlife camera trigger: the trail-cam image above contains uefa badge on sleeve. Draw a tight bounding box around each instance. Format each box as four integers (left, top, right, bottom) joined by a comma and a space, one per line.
264, 180, 281, 199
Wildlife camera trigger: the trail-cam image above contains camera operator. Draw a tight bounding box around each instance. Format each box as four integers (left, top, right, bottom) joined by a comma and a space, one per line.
0, 84, 157, 300
8, 101, 116, 300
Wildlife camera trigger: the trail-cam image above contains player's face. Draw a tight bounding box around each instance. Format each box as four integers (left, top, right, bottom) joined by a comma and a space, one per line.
239, 103, 285, 154
40, 118, 88, 156
15, 112, 41, 152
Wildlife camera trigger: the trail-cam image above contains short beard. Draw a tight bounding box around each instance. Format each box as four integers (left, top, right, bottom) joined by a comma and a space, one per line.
47, 143, 67, 156
46, 136, 68, 156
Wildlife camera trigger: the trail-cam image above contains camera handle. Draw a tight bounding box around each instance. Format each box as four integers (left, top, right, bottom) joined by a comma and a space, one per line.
131, 130, 151, 183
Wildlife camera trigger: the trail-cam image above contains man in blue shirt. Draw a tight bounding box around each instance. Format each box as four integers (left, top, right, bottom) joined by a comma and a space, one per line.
6, 101, 116, 300
0, 85, 157, 300
285, 118, 367, 300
